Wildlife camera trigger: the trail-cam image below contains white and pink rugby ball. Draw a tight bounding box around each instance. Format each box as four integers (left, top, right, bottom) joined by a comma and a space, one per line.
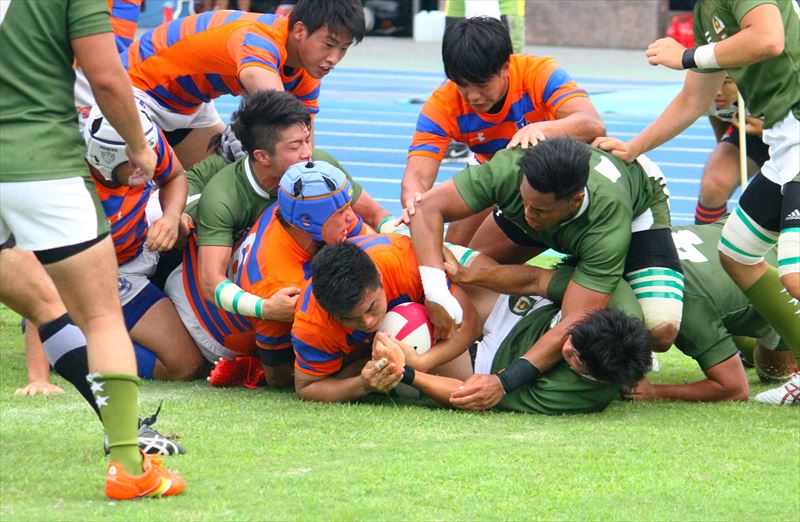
380, 302, 434, 354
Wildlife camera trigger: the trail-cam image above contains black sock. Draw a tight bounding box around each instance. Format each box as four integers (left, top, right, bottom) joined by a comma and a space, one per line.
39, 314, 100, 419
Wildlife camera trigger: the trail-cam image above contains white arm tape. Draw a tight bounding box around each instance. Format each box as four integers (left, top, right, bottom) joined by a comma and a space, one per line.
378, 216, 410, 236
694, 42, 720, 69
419, 266, 463, 324
215, 279, 264, 318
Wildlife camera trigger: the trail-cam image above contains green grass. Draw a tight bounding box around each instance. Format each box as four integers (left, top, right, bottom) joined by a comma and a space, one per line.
1, 305, 798, 521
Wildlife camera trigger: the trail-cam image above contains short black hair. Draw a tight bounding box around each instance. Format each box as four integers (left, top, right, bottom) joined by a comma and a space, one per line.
289, 0, 365, 44
311, 241, 381, 320
519, 137, 592, 199
569, 309, 652, 386
442, 16, 512, 85
230, 90, 310, 157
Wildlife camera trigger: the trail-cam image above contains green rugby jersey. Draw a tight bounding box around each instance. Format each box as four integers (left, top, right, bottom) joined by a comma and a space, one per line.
453, 146, 668, 294
0, 0, 111, 182
692, 0, 800, 127
491, 303, 621, 415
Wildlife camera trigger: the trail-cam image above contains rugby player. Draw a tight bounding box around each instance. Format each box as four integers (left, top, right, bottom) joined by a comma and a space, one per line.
592, 0, 799, 403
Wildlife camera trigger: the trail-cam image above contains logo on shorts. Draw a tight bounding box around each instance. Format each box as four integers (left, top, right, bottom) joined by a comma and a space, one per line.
508, 296, 534, 316
785, 209, 800, 222
118, 277, 133, 298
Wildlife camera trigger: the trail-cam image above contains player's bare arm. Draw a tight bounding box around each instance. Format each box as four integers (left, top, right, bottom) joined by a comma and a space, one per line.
444, 247, 554, 299
593, 70, 726, 162
506, 97, 606, 149
450, 280, 610, 411
294, 356, 402, 403
147, 169, 189, 252
647, 4, 784, 71
410, 180, 482, 336
72, 32, 156, 180
350, 190, 391, 232
239, 66, 285, 95
401, 156, 443, 205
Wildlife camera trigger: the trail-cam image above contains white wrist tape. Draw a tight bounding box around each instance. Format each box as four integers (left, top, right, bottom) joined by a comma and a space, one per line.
694, 42, 720, 69
378, 216, 410, 236
418, 266, 463, 324
215, 280, 264, 318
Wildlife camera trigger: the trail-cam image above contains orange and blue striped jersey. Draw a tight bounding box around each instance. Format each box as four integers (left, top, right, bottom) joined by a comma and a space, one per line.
109, 0, 142, 54
233, 206, 369, 359
94, 128, 178, 265
408, 54, 588, 164
180, 231, 257, 355
292, 234, 425, 377
124, 11, 320, 115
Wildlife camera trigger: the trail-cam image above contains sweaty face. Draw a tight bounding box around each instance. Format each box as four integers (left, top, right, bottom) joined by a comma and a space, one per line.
270, 123, 313, 175
519, 179, 581, 231
321, 205, 357, 244
561, 336, 591, 376
338, 285, 387, 333
294, 24, 353, 79
454, 64, 509, 113
714, 75, 738, 110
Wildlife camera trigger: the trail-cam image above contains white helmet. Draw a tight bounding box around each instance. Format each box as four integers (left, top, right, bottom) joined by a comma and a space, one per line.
84, 104, 158, 181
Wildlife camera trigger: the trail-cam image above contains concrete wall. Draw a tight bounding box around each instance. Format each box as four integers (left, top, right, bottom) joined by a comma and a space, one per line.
525, 0, 670, 49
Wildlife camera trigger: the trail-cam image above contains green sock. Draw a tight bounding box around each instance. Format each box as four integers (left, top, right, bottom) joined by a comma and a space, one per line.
89, 372, 142, 472
745, 267, 800, 358
733, 336, 756, 363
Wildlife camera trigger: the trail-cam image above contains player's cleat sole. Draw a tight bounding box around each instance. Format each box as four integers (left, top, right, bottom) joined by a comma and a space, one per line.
105, 453, 185, 500
754, 370, 800, 405
207, 355, 266, 389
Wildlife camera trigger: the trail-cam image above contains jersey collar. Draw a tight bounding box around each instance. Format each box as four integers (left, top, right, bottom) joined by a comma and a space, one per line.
559, 188, 590, 227
244, 157, 272, 200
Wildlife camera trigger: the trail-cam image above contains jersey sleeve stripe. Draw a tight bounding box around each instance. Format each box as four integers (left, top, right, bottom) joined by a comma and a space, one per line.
415, 113, 448, 137
256, 333, 291, 345
150, 85, 198, 109
256, 13, 280, 25
542, 67, 573, 103
165, 19, 184, 47
283, 76, 302, 91
354, 235, 392, 251
292, 337, 342, 363
408, 143, 440, 154
114, 35, 134, 53
295, 86, 320, 102
241, 56, 278, 71
550, 89, 587, 107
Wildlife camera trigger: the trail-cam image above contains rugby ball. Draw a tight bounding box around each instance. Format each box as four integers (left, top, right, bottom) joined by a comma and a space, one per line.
381, 302, 434, 354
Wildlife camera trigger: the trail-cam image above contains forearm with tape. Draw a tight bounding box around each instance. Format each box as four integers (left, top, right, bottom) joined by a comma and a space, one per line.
215, 279, 265, 319
418, 266, 463, 323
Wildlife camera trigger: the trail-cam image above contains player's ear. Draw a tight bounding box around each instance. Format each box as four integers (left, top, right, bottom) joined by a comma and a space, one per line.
291, 20, 308, 41
252, 148, 271, 167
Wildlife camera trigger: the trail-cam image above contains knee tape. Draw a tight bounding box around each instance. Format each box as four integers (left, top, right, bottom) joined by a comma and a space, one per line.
625, 267, 684, 331
778, 227, 800, 278
444, 242, 481, 267
719, 207, 778, 265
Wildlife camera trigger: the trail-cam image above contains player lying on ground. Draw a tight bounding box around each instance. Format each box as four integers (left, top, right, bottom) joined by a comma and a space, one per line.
167, 160, 370, 388
408, 137, 683, 409
401, 16, 604, 247
291, 237, 482, 403
440, 220, 799, 405
123, 0, 365, 166
180, 90, 393, 325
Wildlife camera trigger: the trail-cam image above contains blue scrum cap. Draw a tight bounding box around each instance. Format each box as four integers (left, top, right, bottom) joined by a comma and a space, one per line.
277, 160, 353, 241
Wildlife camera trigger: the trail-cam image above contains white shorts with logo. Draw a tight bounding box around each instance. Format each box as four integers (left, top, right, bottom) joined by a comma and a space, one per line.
134, 88, 224, 133
473, 294, 552, 374
761, 111, 800, 186
164, 264, 239, 363
118, 248, 159, 306
0, 177, 104, 251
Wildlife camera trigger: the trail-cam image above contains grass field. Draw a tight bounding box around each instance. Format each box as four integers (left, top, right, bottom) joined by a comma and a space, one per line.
1, 304, 798, 521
